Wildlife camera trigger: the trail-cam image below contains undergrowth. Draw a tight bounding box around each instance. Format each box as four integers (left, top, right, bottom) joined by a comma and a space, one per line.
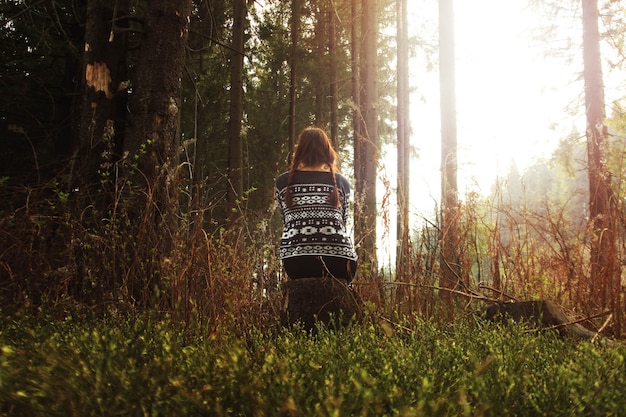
1, 313, 624, 416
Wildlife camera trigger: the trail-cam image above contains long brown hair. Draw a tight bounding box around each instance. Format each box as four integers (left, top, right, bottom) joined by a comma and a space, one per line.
285, 127, 340, 208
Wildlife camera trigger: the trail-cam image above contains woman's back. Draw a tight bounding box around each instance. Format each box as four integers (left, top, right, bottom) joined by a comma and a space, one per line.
275, 170, 357, 261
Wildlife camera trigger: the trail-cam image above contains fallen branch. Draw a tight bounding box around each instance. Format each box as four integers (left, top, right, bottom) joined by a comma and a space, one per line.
485, 300, 614, 343
526, 309, 612, 334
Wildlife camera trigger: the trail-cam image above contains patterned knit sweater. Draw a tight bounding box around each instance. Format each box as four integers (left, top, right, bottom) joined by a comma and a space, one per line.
275, 171, 358, 261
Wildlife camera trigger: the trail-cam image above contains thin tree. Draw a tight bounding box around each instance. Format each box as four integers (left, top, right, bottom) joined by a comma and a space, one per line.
227, 0, 247, 218
288, 0, 301, 160
396, 0, 410, 280
329, 0, 339, 147
351, 0, 364, 257
355, 0, 379, 279
581, 0, 620, 333
438, 0, 461, 311
351, 0, 363, 252
314, 0, 328, 126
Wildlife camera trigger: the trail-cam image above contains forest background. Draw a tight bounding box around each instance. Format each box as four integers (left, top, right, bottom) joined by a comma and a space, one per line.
1, 0, 626, 338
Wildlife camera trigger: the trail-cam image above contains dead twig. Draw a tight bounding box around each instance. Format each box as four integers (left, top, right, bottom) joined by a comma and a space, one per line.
420, 284, 497, 303
592, 313, 613, 343
478, 283, 519, 301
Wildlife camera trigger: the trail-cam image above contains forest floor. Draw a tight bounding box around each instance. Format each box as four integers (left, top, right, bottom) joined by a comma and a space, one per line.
1, 312, 625, 416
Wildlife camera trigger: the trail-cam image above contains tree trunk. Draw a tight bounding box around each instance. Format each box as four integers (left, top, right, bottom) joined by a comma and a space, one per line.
314, 2, 328, 126
328, 1, 339, 148
581, 0, 620, 334
288, 0, 301, 161
227, 0, 247, 218
439, 0, 461, 313
351, 0, 362, 208
75, 0, 129, 207
123, 0, 192, 303
355, 0, 378, 279
396, 0, 410, 282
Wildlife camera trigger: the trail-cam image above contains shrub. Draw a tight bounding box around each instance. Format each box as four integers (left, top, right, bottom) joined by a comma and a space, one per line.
1, 314, 625, 416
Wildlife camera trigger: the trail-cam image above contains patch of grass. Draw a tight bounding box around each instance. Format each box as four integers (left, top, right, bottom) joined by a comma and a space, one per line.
0, 314, 624, 416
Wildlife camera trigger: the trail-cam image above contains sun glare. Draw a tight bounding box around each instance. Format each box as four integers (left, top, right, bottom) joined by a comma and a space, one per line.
378, 1, 586, 263
406, 0, 581, 207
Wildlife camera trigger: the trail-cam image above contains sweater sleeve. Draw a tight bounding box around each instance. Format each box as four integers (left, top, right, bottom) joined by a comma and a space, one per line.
275, 174, 287, 223
338, 175, 351, 225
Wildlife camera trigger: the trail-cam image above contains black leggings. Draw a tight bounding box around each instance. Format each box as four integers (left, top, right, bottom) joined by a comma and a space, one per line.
283, 256, 357, 282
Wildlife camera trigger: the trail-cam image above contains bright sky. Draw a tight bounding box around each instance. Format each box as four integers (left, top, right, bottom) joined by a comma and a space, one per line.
403, 0, 583, 214
377, 0, 586, 264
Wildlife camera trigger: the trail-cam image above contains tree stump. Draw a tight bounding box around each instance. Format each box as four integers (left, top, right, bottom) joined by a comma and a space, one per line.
484, 300, 604, 341
282, 277, 362, 332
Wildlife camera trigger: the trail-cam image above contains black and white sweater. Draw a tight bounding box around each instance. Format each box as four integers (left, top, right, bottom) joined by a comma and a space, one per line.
275, 171, 358, 261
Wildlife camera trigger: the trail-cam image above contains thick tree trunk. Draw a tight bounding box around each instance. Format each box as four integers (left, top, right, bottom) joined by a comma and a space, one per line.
123, 0, 192, 303
75, 0, 130, 206
581, 0, 620, 334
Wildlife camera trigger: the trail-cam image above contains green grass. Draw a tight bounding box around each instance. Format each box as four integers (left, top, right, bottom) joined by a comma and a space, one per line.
0, 313, 624, 416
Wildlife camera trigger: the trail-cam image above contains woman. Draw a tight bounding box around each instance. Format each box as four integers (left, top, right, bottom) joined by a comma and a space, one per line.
275, 127, 358, 282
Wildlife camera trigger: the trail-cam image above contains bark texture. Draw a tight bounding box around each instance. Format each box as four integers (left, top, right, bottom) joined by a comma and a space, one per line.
75, 0, 129, 201
282, 277, 362, 332
354, 0, 378, 277
438, 0, 461, 312
581, 0, 620, 336
227, 0, 246, 214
